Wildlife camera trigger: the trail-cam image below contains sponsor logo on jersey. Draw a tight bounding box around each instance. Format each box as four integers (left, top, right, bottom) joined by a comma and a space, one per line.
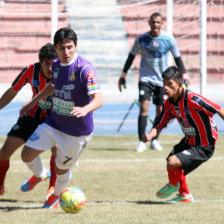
62, 84, 75, 91
86, 70, 96, 81
53, 97, 74, 116
181, 126, 196, 136
153, 41, 159, 47
53, 68, 59, 78
29, 132, 40, 141
38, 100, 51, 110
32, 80, 40, 87
69, 72, 76, 81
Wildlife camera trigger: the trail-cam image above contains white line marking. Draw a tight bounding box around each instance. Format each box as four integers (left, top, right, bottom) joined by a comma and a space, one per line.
11, 156, 224, 164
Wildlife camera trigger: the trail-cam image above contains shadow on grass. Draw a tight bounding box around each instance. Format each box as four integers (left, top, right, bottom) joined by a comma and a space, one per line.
0, 198, 43, 211
0, 205, 42, 211
87, 200, 170, 205
88, 148, 130, 152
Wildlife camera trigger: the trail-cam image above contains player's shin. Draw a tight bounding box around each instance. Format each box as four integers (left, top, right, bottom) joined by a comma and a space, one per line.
25, 156, 48, 178
0, 160, 9, 186
178, 170, 190, 195
138, 115, 147, 141
167, 167, 182, 186
49, 155, 56, 188
54, 169, 72, 196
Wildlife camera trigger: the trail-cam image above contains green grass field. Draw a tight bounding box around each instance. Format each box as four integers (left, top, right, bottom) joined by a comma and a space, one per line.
0, 134, 224, 224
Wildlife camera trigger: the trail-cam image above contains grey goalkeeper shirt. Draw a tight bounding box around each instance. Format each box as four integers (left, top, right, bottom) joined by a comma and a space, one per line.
130, 30, 181, 87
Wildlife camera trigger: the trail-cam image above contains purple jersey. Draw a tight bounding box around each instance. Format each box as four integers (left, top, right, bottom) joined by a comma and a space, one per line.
46, 54, 101, 136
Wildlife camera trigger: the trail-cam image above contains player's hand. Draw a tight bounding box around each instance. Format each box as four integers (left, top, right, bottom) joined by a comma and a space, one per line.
70, 106, 88, 118
118, 72, 127, 92
142, 133, 151, 143
182, 73, 190, 89
20, 101, 36, 117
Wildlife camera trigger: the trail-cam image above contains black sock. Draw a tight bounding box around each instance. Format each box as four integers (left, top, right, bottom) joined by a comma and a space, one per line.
138, 115, 147, 141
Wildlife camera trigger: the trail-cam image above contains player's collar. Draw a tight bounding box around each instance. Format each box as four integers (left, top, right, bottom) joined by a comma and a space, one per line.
60, 53, 78, 66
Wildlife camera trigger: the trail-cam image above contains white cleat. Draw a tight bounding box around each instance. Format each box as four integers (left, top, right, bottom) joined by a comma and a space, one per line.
150, 139, 163, 151
136, 141, 147, 152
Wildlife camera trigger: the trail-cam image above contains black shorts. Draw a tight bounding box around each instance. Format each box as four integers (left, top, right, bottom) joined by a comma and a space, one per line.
7, 116, 45, 142
138, 81, 164, 105
167, 138, 214, 175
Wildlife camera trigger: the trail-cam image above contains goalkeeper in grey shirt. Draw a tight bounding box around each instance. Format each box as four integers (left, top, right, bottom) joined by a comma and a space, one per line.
118, 12, 189, 152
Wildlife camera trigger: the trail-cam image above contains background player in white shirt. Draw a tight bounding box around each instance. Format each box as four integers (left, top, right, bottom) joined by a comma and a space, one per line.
118, 12, 189, 152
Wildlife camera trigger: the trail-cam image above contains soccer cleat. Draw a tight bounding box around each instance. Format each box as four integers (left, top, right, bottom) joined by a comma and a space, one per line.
0, 185, 5, 195
168, 193, 194, 203
156, 183, 180, 198
150, 139, 163, 151
46, 186, 55, 200
43, 194, 60, 209
136, 141, 147, 152
21, 171, 51, 192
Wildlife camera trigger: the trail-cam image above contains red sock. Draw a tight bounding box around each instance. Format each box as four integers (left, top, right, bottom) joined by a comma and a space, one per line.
49, 155, 56, 188
0, 160, 9, 186
167, 167, 182, 186
178, 170, 190, 195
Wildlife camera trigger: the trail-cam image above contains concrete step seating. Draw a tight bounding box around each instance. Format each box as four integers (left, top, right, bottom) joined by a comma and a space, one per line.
1, 0, 66, 14
0, 0, 68, 83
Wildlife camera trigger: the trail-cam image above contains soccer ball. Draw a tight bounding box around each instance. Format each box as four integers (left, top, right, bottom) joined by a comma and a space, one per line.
60, 187, 86, 213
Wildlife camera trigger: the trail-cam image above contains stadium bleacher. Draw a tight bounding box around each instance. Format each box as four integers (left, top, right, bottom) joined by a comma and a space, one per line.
0, 0, 68, 82
118, 0, 224, 83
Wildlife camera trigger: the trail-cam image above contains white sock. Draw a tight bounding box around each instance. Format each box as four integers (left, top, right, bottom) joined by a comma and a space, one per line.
54, 169, 72, 197
25, 156, 48, 178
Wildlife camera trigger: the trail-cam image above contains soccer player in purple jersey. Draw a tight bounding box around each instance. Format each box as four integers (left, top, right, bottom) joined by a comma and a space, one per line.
142, 66, 224, 202
118, 12, 189, 152
19, 27, 103, 209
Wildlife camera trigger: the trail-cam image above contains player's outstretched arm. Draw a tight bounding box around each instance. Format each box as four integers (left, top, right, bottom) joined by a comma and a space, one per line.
20, 82, 54, 117
70, 93, 103, 118
218, 107, 224, 120
0, 87, 18, 110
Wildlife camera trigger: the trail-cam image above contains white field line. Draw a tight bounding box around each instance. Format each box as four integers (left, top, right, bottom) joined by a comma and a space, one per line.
11, 156, 224, 164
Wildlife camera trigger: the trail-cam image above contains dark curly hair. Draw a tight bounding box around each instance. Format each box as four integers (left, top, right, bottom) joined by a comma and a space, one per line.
38, 43, 58, 62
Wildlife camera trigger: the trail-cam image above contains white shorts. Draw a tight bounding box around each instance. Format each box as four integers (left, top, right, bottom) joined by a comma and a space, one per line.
26, 123, 92, 169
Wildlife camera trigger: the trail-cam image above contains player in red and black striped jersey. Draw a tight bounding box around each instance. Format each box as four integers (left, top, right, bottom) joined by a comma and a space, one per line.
143, 66, 224, 203
0, 43, 58, 198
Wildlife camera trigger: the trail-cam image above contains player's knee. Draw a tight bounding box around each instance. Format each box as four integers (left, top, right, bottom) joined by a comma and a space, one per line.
55, 166, 69, 175
50, 145, 58, 157
167, 155, 180, 168
21, 146, 33, 162
0, 146, 10, 160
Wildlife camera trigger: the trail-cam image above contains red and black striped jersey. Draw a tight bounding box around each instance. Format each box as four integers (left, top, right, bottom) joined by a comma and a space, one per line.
12, 62, 51, 120
154, 89, 221, 146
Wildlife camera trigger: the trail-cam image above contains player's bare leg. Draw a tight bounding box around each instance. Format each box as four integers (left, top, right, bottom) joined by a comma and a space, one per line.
0, 136, 25, 194
21, 146, 50, 192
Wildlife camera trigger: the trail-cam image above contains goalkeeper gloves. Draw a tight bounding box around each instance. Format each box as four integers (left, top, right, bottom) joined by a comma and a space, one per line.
182, 73, 190, 89
118, 72, 127, 92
